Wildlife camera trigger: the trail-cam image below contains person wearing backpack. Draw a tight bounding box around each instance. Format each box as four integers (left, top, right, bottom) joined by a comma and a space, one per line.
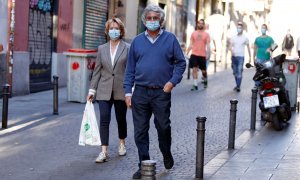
282, 29, 294, 56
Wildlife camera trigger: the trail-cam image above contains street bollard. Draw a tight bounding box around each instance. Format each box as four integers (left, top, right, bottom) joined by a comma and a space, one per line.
2, 84, 10, 129
53, 75, 59, 115
250, 88, 258, 130
141, 160, 156, 180
228, 99, 238, 149
187, 66, 190, 80
214, 59, 217, 73
195, 116, 206, 179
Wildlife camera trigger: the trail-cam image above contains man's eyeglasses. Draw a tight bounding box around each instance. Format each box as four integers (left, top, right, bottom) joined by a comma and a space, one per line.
146, 16, 160, 21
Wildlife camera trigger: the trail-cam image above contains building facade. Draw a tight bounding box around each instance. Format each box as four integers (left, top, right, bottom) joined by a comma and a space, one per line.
4, 0, 195, 96
12, 0, 74, 95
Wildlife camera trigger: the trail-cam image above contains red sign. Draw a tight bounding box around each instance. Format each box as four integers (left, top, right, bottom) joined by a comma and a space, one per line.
72, 62, 79, 70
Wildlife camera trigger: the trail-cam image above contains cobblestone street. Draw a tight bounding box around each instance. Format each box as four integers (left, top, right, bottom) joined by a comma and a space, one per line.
0, 67, 260, 180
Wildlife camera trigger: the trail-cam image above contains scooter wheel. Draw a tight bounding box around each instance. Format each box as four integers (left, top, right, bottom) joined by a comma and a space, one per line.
272, 114, 283, 131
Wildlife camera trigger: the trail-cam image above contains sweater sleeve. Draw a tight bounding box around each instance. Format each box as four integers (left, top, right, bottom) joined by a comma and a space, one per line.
169, 36, 186, 86
123, 41, 136, 94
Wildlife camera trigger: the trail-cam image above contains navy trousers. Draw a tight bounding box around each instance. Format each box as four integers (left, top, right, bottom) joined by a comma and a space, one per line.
98, 95, 127, 146
131, 85, 172, 164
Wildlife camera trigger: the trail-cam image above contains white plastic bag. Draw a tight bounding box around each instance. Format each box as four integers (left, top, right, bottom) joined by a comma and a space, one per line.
79, 101, 101, 146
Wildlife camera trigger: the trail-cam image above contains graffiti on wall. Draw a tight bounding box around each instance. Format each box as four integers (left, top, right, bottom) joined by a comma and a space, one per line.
28, 10, 52, 66
28, 0, 53, 83
30, 0, 52, 12
60, 23, 70, 31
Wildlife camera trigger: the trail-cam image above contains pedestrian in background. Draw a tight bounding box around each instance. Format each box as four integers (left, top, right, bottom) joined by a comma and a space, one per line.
186, 19, 211, 90
87, 18, 129, 163
253, 24, 274, 64
297, 36, 300, 58
205, 24, 216, 69
207, 9, 227, 64
281, 29, 294, 56
123, 4, 186, 179
229, 22, 251, 92
253, 24, 274, 86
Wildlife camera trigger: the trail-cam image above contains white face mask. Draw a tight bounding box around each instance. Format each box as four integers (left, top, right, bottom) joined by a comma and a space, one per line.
108, 29, 120, 40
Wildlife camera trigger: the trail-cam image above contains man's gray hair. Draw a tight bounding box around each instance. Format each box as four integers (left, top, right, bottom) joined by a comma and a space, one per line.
141, 4, 165, 24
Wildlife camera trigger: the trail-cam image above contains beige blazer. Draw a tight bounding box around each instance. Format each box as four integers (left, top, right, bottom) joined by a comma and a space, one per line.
89, 40, 129, 101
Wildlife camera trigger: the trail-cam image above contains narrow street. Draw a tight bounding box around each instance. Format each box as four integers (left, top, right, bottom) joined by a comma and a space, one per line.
1, 0, 300, 179
0, 67, 261, 179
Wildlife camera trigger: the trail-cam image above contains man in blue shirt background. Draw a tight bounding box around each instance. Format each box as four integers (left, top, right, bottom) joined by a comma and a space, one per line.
123, 4, 186, 179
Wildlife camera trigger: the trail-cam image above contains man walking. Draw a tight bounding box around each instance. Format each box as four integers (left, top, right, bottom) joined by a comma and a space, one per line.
123, 4, 186, 179
229, 22, 251, 92
253, 24, 274, 86
186, 19, 211, 90
253, 24, 274, 64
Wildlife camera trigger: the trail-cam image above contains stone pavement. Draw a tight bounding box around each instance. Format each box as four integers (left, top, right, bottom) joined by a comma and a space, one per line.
204, 89, 300, 180
204, 99, 300, 179
0, 61, 295, 180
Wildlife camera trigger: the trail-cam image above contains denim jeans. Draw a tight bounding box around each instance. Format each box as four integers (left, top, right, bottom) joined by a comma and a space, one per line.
254, 58, 266, 87
231, 56, 244, 88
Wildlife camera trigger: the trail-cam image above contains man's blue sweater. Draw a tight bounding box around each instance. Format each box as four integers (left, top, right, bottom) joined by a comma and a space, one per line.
124, 30, 186, 94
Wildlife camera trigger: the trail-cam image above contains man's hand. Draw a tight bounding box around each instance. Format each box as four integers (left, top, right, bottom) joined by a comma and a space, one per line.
125, 96, 132, 108
163, 82, 174, 93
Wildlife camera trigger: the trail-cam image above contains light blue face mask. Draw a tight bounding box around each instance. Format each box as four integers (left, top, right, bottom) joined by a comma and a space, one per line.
145, 21, 160, 31
261, 28, 267, 35
237, 28, 242, 34
108, 29, 120, 40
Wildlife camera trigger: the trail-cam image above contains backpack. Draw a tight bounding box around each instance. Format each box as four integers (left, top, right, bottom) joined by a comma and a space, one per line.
283, 35, 294, 49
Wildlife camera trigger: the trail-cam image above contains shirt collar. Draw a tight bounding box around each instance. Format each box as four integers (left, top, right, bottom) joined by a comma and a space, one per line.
145, 29, 164, 37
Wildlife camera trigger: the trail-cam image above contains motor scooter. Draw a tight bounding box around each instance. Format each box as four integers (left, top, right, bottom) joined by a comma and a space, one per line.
246, 47, 291, 131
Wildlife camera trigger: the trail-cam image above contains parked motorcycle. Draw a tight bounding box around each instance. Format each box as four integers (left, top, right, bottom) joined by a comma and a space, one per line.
246, 53, 292, 131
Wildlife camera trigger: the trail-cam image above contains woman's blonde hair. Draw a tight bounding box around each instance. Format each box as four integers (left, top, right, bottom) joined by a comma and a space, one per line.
105, 18, 125, 39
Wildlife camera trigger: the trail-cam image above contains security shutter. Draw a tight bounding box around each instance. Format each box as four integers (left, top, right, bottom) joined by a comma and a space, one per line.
83, 0, 108, 49
28, 0, 53, 93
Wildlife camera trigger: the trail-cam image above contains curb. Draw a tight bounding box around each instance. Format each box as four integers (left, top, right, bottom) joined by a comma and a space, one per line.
203, 123, 265, 179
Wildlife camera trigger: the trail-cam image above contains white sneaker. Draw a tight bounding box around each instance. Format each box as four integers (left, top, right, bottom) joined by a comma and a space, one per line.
95, 152, 109, 163
118, 144, 126, 156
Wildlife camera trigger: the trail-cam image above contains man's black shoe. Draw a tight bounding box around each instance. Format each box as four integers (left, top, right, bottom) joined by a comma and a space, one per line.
132, 169, 142, 179
163, 153, 174, 169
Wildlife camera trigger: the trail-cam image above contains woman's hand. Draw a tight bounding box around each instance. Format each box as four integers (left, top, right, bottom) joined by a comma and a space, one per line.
87, 94, 94, 102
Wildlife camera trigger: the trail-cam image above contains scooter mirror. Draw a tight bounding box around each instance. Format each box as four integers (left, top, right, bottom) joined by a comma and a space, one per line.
245, 63, 253, 68
270, 43, 278, 52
